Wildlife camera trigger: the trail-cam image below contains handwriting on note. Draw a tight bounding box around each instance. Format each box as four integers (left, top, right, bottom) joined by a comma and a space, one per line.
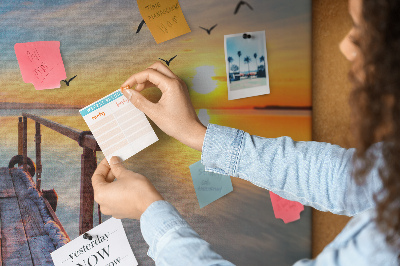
14, 41, 66, 90
269, 191, 304, 224
137, 0, 191, 44
189, 160, 233, 208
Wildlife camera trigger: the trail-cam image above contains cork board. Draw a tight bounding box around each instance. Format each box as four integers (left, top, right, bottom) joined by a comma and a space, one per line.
312, 0, 353, 257
1, 0, 312, 265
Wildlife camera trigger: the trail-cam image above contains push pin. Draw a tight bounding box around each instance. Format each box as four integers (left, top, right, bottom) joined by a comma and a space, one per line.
120, 84, 130, 92
242, 33, 251, 39
83, 232, 96, 241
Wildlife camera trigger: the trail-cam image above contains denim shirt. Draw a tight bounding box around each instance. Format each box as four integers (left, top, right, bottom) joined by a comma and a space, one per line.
140, 124, 399, 265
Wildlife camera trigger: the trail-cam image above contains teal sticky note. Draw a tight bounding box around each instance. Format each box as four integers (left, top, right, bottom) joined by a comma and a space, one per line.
189, 160, 233, 208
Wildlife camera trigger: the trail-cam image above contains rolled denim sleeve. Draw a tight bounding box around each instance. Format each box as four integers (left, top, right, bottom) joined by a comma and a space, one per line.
140, 200, 235, 265
201, 124, 383, 216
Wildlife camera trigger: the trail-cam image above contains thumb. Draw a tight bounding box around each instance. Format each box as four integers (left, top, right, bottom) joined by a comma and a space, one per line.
109, 156, 127, 179
92, 158, 110, 189
122, 88, 156, 118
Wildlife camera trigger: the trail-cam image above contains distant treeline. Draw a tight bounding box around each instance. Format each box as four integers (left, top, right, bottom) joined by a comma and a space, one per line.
254, 105, 312, 110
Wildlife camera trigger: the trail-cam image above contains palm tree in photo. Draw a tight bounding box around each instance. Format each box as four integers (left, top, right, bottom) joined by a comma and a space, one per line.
244, 56, 251, 78
253, 53, 258, 74
231, 64, 239, 73
227, 56, 234, 82
260, 55, 266, 77
227, 56, 234, 74
237, 51, 242, 77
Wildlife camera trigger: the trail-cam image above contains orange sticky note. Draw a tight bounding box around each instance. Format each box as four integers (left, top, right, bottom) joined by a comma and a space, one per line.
137, 0, 191, 44
14, 41, 66, 90
270, 191, 304, 224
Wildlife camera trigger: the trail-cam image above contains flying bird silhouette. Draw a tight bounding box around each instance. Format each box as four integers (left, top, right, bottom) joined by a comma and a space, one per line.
62, 75, 77, 86
159, 55, 177, 66
199, 24, 217, 35
234, 1, 253, 14
136, 19, 146, 34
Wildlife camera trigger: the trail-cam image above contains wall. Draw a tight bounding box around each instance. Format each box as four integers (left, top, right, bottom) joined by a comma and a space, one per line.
312, 0, 353, 257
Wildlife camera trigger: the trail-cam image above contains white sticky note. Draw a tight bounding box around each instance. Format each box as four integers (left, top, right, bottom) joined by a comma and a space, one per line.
79, 89, 158, 162
51, 218, 137, 266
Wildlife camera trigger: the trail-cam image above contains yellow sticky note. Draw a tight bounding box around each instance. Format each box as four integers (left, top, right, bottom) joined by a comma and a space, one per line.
137, 0, 191, 44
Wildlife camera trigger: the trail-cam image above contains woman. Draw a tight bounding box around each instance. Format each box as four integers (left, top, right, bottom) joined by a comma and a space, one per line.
92, 0, 400, 264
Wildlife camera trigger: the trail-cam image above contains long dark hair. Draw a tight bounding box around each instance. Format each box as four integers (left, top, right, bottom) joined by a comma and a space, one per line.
349, 0, 400, 253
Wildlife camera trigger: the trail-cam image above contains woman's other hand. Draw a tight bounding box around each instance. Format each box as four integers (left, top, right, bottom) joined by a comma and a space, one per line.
120, 62, 207, 151
92, 157, 164, 220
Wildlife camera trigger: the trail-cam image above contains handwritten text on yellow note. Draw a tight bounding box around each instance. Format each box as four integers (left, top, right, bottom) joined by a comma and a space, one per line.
137, 0, 191, 44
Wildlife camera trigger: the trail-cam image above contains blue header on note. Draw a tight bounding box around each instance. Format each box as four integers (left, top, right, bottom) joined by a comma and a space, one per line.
80, 90, 123, 116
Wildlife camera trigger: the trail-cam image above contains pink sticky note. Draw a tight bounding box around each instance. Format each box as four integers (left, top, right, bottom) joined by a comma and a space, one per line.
14, 41, 66, 90
270, 191, 304, 224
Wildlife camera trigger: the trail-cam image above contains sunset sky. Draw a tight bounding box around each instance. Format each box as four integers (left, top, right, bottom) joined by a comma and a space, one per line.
0, 0, 311, 109
0, 3, 312, 255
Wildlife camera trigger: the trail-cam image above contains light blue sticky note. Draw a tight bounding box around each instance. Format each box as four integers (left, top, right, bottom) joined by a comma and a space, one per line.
189, 160, 233, 208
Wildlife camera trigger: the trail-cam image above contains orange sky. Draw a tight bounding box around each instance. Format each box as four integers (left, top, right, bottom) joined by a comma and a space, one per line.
0, 0, 311, 109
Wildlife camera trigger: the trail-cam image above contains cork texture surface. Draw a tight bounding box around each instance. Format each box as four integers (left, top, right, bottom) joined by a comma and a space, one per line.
312, 0, 353, 257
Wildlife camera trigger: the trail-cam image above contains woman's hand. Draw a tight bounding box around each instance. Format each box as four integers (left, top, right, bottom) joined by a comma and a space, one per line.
120, 62, 207, 152
92, 157, 164, 220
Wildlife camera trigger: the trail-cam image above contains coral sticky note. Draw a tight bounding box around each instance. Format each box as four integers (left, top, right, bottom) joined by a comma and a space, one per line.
137, 0, 191, 44
14, 41, 66, 90
270, 191, 304, 224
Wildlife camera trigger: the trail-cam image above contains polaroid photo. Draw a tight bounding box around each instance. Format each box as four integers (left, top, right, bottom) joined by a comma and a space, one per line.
224, 30, 270, 100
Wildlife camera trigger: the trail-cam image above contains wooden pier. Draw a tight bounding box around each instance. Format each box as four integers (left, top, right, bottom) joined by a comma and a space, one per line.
0, 113, 103, 265
0, 167, 68, 265
19, 113, 101, 235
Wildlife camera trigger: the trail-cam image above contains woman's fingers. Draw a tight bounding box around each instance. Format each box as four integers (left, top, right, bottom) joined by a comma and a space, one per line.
120, 68, 175, 94
147, 61, 177, 79
121, 88, 158, 118
108, 156, 130, 179
92, 158, 111, 203
92, 159, 110, 188
121, 62, 177, 92
119, 64, 206, 151
135, 81, 156, 92
105, 168, 115, 183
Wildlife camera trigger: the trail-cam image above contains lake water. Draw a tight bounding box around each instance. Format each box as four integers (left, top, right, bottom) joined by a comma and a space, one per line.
0, 109, 312, 266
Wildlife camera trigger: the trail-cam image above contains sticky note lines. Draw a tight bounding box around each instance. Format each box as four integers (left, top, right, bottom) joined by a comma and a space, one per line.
93, 105, 150, 157
80, 89, 158, 162
14, 41, 66, 90
189, 161, 233, 208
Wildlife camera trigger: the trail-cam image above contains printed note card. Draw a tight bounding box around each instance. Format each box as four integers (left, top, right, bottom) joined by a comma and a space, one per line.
51, 218, 137, 266
189, 160, 233, 208
14, 41, 66, 90
137, 0, 191, 43
79, 89, 158, 162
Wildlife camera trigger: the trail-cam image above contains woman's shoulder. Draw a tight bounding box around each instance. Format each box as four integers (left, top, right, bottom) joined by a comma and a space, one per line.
322, 209, 399, 265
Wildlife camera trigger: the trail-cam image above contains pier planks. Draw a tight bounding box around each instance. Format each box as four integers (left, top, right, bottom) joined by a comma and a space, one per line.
0, 167, 57, 265
0, 168, 16, 198
11, 168, 46, 238
0, 196, 33, 265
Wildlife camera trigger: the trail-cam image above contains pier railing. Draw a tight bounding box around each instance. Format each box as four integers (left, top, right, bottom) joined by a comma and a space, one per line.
19, 112, 101, 235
